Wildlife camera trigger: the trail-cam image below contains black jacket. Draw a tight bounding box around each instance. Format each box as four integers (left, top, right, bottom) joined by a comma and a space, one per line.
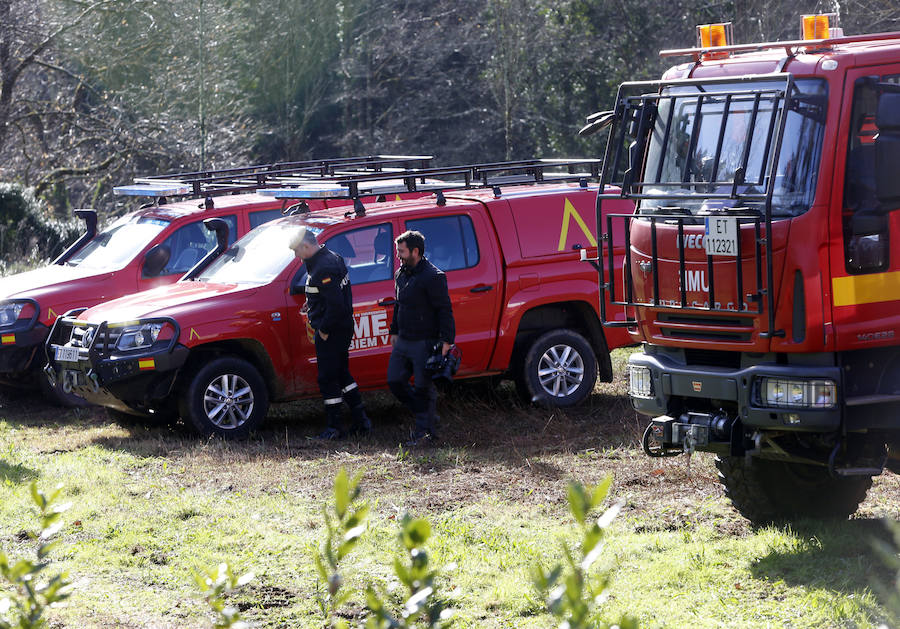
389, 257, 455, 343
304, 246, 353, 335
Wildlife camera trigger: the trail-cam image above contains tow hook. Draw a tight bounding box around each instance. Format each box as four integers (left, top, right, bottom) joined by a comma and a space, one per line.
43, 363, 57, 387
61, 370, 74, 393
87, 370, 100, 394
644, 412, 734, 456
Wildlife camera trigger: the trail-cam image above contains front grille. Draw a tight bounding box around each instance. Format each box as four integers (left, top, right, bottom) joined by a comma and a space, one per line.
69, 324, 122, 350
656, 312, 754, 343
683, 348, 742, 369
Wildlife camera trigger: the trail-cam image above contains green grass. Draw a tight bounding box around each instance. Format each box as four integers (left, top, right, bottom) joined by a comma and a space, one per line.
0, 351, 897, 628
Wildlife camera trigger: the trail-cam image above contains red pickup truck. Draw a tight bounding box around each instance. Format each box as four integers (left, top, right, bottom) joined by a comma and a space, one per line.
46, 160, 634, 437
0, 155, 431, 402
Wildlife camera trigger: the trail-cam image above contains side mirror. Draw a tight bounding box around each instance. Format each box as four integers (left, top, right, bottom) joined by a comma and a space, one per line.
142, 244, 171, 278
874, 90, 900, 211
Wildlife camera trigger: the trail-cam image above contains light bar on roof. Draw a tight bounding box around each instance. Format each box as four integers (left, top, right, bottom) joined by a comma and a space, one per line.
113, 180, 193, 197
260, 184, 347, 199
259, 179, 466, 199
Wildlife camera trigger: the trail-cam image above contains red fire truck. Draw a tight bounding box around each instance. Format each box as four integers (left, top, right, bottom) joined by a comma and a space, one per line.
45, 160, 634, 437
592, 15, 900, 521
0, 155, 431, 402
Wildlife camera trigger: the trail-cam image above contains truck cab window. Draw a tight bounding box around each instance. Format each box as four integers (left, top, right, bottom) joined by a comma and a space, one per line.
156, 215, 237, 276
325, 223, 393, 285
843, 75, 899, 274
406, 215, 480, 272
249, 209, 283, 229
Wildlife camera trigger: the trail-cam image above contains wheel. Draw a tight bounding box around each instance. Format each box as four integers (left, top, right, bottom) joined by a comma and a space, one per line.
515, 329, 597, 408
178, 357, 268, 439
715, 455, 873, 523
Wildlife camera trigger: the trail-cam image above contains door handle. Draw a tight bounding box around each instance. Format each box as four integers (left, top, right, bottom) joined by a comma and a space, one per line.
378, 297, 396, 306
470, 285, 494, 293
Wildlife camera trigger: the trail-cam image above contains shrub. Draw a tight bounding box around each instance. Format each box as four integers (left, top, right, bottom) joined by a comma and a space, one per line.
0, 183, 81, 271
0, 482, 72, 629
872, 519, 900, 628
314, 467, 370, 627
364, 514, 454, 629
531, 476, 637, 629
193, 562, 254, 629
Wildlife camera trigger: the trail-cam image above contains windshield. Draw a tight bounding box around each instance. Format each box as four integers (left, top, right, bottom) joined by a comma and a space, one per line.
197, 220, 323, 285
639, 78, 827, 217
67, 215, 170, 269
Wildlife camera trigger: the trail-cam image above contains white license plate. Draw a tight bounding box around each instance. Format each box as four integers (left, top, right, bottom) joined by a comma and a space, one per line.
704, 216, 738, 257
54, 346, 80, 362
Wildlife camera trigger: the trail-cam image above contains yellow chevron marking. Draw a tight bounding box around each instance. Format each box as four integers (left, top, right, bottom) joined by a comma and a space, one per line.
558, 198, 597, 251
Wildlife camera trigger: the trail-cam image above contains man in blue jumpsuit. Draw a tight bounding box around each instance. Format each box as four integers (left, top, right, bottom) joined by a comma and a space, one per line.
290, 227, 371, 440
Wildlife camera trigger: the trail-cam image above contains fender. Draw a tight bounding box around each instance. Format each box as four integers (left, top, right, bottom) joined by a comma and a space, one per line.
488, 277, 630, 371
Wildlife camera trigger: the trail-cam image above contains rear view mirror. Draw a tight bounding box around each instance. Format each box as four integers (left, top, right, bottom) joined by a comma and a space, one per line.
142, 244, 171, 278
874, 90, 900, 211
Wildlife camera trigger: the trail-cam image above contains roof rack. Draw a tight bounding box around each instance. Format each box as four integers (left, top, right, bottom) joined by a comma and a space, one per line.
660, 29, 900, 60
113, 155, 433, 198
257, 158, 603, 202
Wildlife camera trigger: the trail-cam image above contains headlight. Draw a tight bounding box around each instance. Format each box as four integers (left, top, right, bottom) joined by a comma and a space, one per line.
115, 322, 164, 351
628, 364, 654, 398
758, 377, 836, 409
0, 302, 24, 326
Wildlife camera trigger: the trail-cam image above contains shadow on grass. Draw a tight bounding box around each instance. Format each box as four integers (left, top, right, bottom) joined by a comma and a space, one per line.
0, 459, 39, 484
750, 518, 895, 602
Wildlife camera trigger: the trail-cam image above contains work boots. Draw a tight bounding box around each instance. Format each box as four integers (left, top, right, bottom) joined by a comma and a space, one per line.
349, 405, 372, 437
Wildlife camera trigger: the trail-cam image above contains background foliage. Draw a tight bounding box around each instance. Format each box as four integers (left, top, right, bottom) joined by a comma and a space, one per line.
0, 0, 898, 217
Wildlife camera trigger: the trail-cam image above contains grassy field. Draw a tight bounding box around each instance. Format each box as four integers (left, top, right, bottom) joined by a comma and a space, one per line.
0, 348, 898, 628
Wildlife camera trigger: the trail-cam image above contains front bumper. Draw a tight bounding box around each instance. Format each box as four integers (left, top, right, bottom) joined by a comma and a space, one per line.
46, 316, 188, 413
0, 319, 50, 377
629, 349, 842, 432
0, 299, 50, 380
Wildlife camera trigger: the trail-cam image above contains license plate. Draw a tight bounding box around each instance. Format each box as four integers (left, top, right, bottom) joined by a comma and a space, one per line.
704, 216, 738, 257
54, 346, 80, 362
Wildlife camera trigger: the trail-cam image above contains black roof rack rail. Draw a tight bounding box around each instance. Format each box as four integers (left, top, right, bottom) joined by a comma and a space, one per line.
113, 155, 433, 198
258, 158, 603, 202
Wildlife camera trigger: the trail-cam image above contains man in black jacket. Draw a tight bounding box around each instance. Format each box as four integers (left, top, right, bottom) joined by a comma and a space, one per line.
387, 230, 455, 446
290, 227, 371, 440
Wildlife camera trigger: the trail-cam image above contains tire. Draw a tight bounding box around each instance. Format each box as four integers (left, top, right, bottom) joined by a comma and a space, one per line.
515, 329, 597, 408
178, 357, 268, 439
715, 455, 873, 523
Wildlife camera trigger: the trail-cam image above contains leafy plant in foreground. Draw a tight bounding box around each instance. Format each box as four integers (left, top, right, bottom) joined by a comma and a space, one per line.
193, 562, 254, 629
0, 482, 72, 629
364, 514, 454, 628
872, 519, 900, 628
314, 467, 369, 628
532, 476, 637, 629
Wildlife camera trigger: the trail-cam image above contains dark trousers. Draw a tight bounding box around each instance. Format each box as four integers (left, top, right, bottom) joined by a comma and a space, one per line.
387, 337, 438, 435
315, 328, 364, 428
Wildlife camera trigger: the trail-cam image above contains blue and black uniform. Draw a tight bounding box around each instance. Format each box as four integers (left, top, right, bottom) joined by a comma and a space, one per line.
305, 246, 370, 436
387, 256, 455, 440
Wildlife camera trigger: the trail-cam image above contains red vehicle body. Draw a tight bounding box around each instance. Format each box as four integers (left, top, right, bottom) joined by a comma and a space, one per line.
45, 161, 634, 437
593, 19, 900, 521
0, 155, 431, 400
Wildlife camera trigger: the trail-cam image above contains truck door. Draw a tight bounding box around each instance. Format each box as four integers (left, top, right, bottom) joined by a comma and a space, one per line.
404, 210, 502, 373
136, 215, 238, 292
287, 220, 399, 394
831, 66, 900, 349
